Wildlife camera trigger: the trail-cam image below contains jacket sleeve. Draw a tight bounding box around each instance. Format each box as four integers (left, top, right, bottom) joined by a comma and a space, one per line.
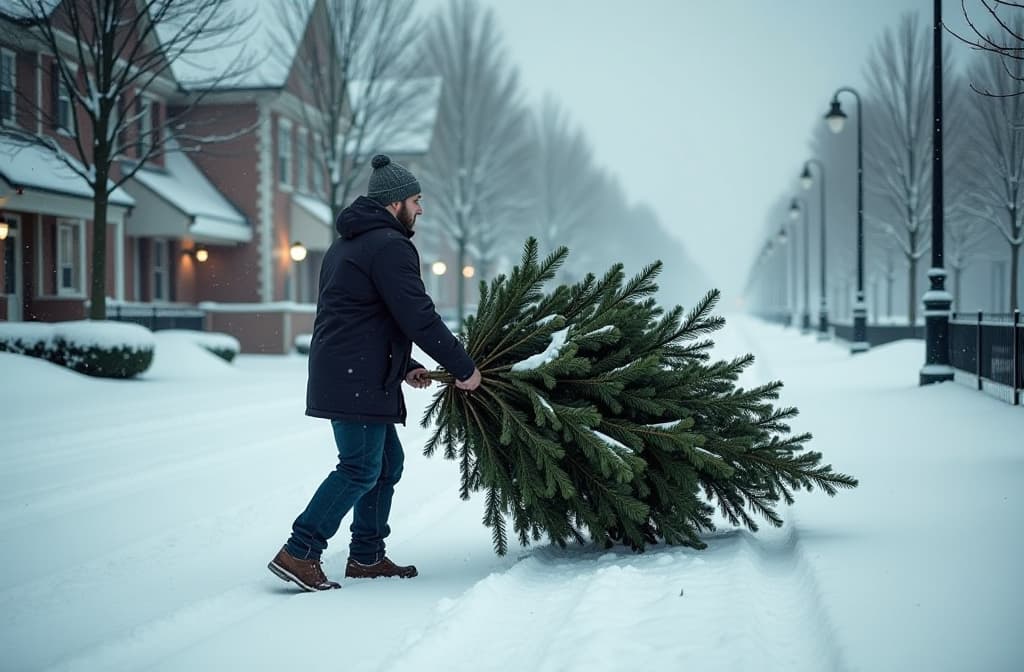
371, 238, 476, 381
406, 357, 425, 375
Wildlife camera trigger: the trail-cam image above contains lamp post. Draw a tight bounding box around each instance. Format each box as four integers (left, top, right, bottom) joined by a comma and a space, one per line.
825, 86, 869, 354
789, 198, 811, 333
801, 159, 830, 340
921, 0, 954, 384
777, 223, 795, 326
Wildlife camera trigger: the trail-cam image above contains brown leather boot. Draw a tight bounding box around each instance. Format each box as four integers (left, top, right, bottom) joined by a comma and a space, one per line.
268, 546, 341, 592
345, 556, 418, 579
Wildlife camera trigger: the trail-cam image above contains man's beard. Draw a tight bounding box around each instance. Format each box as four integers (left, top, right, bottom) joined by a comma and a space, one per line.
396, 203, 417, 229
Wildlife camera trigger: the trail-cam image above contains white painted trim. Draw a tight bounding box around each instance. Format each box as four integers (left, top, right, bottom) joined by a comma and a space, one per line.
296, 125, 309, 194
258, 101, 273, 302
132, 237, 141, 301
55, 217, 86, 298
2, 213, 23, 320
115, 219, 124, 301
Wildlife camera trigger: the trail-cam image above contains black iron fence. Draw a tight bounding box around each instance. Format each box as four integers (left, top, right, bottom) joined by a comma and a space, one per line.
108, 304, 206, 331
950, 311, 1022, 406
831, 322, 926, 347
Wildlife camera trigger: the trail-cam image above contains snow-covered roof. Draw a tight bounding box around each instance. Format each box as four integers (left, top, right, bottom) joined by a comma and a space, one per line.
292, 193, 331, 225
0, 0, 62, 21
158, 0, 313, 90
345, 78, 442, 157
0, 134, 134, 206
130, 137, 249, 243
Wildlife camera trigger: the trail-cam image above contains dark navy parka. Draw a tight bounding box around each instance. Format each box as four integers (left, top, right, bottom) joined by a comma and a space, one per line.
306, 196, 475, 425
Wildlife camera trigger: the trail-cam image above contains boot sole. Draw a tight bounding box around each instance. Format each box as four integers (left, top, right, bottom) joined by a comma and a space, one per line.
268, 560, 334, 592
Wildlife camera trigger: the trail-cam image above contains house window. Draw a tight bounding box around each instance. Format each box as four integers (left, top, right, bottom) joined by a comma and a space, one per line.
0, 49, 15, 124
296, 127, 309, 193
152, 239, 169, 301
56, 220, 83, 295
56, 72, 72, 131
312, 132, 325, 197
278, 118, 292, 187
136, 96, 154, 158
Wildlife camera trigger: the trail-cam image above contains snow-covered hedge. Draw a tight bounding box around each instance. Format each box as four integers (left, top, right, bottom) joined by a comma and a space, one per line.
295, 333, 312, 355
160, 329, 241, 362
0, 321, 155, 378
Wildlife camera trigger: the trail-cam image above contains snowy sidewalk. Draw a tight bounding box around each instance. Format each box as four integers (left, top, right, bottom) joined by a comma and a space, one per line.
1, 319, 1021, 671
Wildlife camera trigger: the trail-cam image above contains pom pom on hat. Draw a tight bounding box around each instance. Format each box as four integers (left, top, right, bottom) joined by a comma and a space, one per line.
371, 154, 391, 170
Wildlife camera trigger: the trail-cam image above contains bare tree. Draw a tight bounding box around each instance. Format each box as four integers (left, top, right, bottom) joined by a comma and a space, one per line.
277, 0, 428, 229
528, 96, 602, 259
965, 22, 1024, 311
949, 0, 1024, 96
863, 12, 960, 325
0, 0, 254, 319
418, 0, 533, 324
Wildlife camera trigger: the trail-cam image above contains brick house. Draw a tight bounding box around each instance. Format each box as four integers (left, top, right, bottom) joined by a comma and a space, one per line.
0, 0, 458, 354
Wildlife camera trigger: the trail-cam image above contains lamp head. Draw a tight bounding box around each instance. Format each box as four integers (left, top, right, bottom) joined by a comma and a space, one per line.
825, 100, 847, 133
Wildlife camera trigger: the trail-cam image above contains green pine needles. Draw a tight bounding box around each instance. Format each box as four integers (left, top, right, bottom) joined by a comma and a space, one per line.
422, 238, 858, 556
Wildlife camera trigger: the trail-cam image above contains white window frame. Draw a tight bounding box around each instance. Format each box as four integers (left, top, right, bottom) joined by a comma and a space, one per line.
56, 68, 73, 132
152, 238, 169, 302
296, 126, 309, 193
137, 94, 155, 158
0, 49, 15, 126
56, 219, 85, 297
2, 213, 22, 320
278, 117, 293, 189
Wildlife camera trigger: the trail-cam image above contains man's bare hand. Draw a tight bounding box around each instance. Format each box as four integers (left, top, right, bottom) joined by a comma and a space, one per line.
455, 367, 482, 391
404, 368, 432, 389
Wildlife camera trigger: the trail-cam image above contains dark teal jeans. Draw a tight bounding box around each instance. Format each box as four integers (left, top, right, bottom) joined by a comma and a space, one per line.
286, 421, 405, 564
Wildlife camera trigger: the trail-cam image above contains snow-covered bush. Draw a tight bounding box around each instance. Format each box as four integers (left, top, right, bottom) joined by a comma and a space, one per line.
160, 329, 240, 362
51, 322, 155, 378
0, 322, 55, 359
295, 333, 312, 355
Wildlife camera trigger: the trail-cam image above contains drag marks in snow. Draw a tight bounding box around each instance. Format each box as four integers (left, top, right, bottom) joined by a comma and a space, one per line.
387, 525, 846, 672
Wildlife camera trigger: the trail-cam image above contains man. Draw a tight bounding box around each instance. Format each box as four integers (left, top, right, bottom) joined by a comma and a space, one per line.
268, 154, 482, 592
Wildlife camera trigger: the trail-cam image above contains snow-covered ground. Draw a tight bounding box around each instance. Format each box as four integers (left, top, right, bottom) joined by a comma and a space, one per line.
2, 315, 1021, 671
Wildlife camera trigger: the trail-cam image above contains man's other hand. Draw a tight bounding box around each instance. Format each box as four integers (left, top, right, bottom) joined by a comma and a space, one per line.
455, 367, 482, 391
405, 368, 432, 389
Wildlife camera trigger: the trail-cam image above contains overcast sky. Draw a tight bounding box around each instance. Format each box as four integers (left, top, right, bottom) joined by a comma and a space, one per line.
418, 0, 981, 301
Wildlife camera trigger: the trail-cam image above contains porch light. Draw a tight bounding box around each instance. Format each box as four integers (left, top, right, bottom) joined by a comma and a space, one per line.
290, 241, 308, 262
0, 222, 8, 240
431, 261, 447, 275
462, 265, 475, 279
183, 245, 209, 262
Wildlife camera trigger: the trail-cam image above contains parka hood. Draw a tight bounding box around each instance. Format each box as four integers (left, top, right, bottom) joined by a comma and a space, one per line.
335, 195, 413, 239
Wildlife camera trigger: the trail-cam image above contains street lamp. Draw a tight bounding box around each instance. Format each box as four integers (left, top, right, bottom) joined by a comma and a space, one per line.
431, 261, 447, 276
462, 265, 475, 279
825, 86, 869, 354
921, 0, 954, 385
777, 222, 796, 326
790, 198, 811, 333
801, 159, 830, 340
289, 241, 308, 262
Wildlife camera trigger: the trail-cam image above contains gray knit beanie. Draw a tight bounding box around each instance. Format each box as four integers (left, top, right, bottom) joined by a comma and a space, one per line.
366, 154, 421, 205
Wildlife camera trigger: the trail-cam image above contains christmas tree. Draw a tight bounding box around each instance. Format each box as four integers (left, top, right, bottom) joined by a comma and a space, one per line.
424, 239, 857, 555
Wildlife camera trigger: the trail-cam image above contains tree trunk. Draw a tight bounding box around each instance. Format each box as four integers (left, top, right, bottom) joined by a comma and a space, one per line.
907, 255, 918, 326
1011, 241, 1021, 312
89, 172, 109, 321
456, 236, 467, 326
886, 276, 894, 319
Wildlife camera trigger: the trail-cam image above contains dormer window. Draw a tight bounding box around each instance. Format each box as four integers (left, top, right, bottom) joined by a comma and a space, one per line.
0, 49, 15, 125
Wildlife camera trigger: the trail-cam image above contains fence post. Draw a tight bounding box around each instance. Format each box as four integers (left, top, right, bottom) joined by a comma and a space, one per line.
1014, 309, 1021, 406
977, 311, 983, 391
